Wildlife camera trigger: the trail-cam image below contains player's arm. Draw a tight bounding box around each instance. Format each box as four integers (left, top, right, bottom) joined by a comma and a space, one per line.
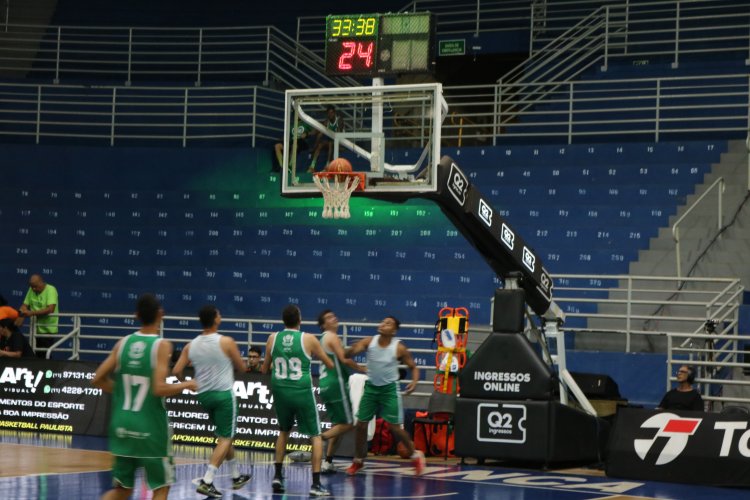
261, 333, 275, 374
153, 340, 197, 396
221, 336, 247, 373
397, 342, 420, 394
171, 343, 191, 379
92, 338, 123, 393
328, 334, 365, 373
306, 334, 334, 369
345, 336, 371, 358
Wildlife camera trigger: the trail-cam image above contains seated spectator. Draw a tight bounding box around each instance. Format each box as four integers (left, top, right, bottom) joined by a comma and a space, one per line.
274, 122, 312, 172
657, 365, 704, 411
0, 318, 35, 358
0, 294, 19, 322
246, 346, 263, 373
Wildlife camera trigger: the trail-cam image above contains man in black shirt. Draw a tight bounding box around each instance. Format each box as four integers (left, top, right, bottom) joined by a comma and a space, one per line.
657, 364, 703, 411
0, 318, 35, 358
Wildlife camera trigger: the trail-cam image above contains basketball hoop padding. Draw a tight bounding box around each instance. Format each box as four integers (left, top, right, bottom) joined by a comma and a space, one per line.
312, 172, 365, 219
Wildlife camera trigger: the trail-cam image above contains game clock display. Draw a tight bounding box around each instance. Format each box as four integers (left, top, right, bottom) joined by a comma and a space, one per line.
325, 13, 434, 77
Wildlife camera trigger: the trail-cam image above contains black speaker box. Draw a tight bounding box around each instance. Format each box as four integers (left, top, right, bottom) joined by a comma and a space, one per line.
570, 372, 621, 400
492, 288, 525, 333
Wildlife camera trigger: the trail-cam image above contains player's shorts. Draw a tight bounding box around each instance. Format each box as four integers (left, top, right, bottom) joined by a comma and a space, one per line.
112, 455, 175, 491
197, 390, 237, 439
356, 381, 403, 425
320, 381, 354, 425
272, 385, 321, 437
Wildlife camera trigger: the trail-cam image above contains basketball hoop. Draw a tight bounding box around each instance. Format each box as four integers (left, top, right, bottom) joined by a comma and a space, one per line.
313, 172, 365, 219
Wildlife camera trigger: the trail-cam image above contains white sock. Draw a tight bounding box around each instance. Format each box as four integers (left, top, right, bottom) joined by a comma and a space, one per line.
227, 458, 240, 478
203, 464, 218, 484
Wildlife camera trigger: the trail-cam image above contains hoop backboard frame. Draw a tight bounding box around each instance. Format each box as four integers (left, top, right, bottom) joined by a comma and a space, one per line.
280, 82, 447, 198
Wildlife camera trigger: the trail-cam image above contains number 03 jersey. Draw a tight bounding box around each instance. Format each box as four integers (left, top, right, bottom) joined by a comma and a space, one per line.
269, 329, 313, 391
110, 333, 171, 458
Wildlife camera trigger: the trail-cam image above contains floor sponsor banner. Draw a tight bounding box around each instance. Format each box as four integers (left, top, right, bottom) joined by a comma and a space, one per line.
0, 360, 332, 451
607, 408, 750, 486
0, 359, 108, 435
167, 371, 331, 452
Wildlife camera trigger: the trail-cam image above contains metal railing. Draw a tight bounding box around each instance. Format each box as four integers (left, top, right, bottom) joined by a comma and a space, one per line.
552, 274, 743, 353
32, 313, 469, 399
500, 0, 749, 125
0, 23, 356, 89
29, 274, 744, 403
531, 0, 750, 60
0, 82, 285, 146
672, 177, 726, 279
667, 331, 750, 412
0, 71, 748, 147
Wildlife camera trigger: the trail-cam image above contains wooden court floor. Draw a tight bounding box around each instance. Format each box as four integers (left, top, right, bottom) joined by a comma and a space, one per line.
1, 431, 749, 499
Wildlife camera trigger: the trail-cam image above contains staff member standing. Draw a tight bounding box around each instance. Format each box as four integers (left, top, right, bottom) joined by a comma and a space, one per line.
18, 274, 58, 357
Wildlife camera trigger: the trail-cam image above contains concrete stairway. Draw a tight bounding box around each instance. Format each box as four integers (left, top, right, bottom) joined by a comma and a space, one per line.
578, 140, 749, 352
0, 0, 59, 78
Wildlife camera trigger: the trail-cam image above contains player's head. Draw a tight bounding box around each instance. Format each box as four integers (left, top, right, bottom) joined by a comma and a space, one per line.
317, 309, 338, 332
199, 304, 221, 330
282, 304, 301, 328
326, 104, 336, 118
378, 315, 400, 337
136, 293, 162, 326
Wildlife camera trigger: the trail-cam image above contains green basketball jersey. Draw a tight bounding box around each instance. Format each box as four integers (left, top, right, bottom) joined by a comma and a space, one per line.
270, 329, 313, 391
318, 331, 350, 400
110, 333, 171, 458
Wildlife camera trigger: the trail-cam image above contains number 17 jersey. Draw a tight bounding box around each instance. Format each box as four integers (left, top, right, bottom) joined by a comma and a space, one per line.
110, 333, 171, 458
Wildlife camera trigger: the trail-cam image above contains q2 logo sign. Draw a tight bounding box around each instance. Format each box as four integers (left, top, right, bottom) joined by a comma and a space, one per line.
477, 402, 527, 444
447, 163, 469, 206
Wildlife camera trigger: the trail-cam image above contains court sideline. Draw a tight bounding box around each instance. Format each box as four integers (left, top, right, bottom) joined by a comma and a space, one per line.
1, 431, 747, 499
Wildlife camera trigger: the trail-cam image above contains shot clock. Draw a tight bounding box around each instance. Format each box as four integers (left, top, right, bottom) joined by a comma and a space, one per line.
325, 12, 435, 77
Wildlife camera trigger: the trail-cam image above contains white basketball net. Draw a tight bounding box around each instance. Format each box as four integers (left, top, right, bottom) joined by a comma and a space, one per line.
312, 174, 360, 219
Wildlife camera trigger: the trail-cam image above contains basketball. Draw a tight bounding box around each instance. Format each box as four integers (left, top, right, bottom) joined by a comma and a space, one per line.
396, 441, 412, 459
326, 158, 353, 181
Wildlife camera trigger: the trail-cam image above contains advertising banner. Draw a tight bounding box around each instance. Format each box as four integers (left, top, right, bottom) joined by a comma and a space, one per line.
607, 408, 750, 486
0, 359, 109, 436
167, 371, 331, 452
455, 398, 605, 464
0, 359, 332, 452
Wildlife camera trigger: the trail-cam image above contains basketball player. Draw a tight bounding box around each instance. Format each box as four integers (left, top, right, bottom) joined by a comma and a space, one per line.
172, 305, 252, 498
344, 315, 425, 476
261, 304, 335, 496
92, 293, 198, 500
316, 309, 366, 473
307, 105, 342, 173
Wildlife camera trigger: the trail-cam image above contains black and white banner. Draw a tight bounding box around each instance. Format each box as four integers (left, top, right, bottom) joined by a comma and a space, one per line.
0, 359, 109, 435
0, 359, 332, 452
607, 408, 750, 486
167, 371, 331, 452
